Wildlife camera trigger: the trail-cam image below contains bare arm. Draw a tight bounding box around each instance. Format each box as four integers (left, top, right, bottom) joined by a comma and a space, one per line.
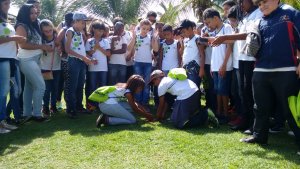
151, 36, 159, 53
197, 43, 206, 78
127, 32, 136, 52
211, 33, 247, 46
125, 93, 154, 121
111, 37, 127, 54
156, 96, 167, 121
158, 44, 163, 69
219, 44, 233, 78
16, 25, 52, 52
65, 30, 93, 65
177, 42, 182, 67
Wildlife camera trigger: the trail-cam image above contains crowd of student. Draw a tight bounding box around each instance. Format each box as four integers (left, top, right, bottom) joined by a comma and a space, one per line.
0, 0, 299, 155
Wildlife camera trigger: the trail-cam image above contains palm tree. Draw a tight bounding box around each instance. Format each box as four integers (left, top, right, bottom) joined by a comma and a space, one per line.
12, 0, 88, 25
185, 0, 223, 21
157, 1, 190, 25
86, 0, 150, 24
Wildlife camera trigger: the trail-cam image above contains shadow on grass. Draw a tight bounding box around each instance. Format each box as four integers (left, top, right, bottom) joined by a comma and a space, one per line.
0, 111, 154, 156
240, 133, 300, 165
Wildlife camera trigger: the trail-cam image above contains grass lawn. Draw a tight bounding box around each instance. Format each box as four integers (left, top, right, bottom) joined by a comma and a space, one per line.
1, 109, 300, 169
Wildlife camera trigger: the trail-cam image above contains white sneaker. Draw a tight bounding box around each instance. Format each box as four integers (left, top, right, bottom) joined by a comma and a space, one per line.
0, 127, 11, 134
287, 131, 295, 137
0, 120, 18, 130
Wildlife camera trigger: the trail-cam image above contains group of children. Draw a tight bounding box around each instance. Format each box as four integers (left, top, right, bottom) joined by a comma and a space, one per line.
0, 0, 300, 155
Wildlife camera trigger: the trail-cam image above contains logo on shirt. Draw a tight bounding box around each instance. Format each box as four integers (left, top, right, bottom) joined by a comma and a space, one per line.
280, 15, 290, 22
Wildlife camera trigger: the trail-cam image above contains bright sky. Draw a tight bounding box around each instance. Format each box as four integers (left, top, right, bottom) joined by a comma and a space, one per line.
8, 4, 19, 16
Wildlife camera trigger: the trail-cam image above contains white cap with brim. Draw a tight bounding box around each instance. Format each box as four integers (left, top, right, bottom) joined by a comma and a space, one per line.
149, 70, 165, 85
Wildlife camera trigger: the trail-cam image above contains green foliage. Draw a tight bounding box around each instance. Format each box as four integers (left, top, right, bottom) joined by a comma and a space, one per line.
87, 0, 148, 24
12, 0, 88, 25
158, 2, 189, 26
185, 0, 223, 21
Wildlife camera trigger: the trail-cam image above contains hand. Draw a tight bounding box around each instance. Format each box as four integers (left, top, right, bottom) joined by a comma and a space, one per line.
296, 64, 300, 78
199, 67, 205, 78
12, 35, 26, 43
218, 65, 226, 78
211, 36, 226, 47
82, 56, 93, 65
42, 45, 54, 52
145, 113, 154, 122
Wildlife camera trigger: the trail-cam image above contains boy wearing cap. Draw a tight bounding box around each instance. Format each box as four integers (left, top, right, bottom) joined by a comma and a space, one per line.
65, 12, 94, 118
150, 69, 218, 129
179, 19, 205, 88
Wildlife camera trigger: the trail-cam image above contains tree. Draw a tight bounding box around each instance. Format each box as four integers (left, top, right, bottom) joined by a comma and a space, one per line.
185, 0, 223, 21
87, 0, 150, 24
158, 2, 190, 25
12, 0, 87, 25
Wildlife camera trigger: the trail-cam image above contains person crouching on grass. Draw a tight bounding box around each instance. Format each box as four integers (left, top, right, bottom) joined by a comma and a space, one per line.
95, 75, 154, 127
149, 69, 219, 129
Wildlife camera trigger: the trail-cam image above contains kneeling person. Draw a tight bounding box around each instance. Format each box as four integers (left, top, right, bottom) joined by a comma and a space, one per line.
90, 75, 154, 127
150, 69, 218, 129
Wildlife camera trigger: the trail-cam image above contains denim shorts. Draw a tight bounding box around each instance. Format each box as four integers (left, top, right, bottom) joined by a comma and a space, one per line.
212, 71, 232, 96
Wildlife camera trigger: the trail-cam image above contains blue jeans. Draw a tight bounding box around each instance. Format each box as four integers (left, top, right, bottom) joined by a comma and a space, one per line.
43, 70, 61, 109
66, 57, 86, 112
99, 102, 136, 125
19, 55, 45, 117
108, 64, 127, 85
0, 61, 10, 121
134, 62, 152, 105
87, 71, 107, 105
6, 61, 22, 120
213, 71, 232, 96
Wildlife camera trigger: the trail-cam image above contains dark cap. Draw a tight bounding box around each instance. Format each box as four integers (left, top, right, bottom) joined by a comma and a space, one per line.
149, 70, 165, 85
178, 19, 196, 30
65, 12, 73, 22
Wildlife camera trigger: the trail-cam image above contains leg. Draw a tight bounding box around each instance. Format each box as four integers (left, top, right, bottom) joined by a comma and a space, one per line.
108, 64, 119, 85
204, 64, 217, 112
99, 103, 136, 125
142, 63, 152, 105
252, 72, 274, 142
99, 71, 108, 87
118, 65, 127, 83
67, 58, 80, 113
50, 70, 61, 109
272, 72, 300, 149
43, 79, 52, 110
0, 61, 10, 121
76, 61, 86, 110
133, 62, 143, 104
25, 56, 46, 117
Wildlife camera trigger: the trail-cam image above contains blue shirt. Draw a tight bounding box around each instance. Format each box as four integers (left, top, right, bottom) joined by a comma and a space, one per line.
256, 4, 300, 69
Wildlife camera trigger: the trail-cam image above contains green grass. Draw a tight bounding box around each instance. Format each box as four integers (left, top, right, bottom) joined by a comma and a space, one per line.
1, 109, 300, 169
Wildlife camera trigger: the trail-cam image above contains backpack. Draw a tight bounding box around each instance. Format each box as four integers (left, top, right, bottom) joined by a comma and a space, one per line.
167, 68, 188, 81
88, 86, 117, 103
